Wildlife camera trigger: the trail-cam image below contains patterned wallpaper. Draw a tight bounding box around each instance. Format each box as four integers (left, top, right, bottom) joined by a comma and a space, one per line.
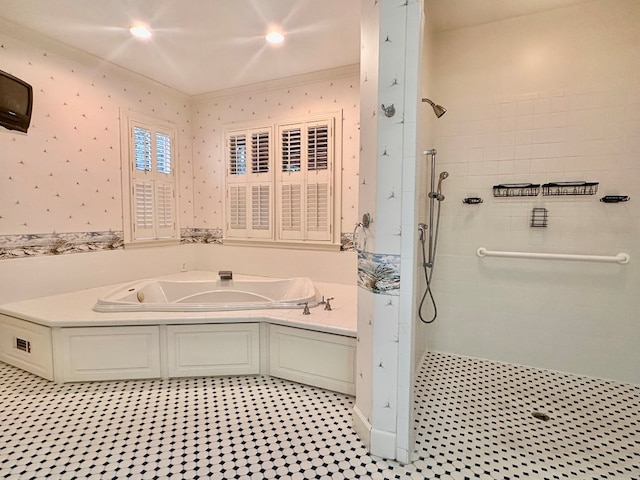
0, 29, 359, 258
0, 29, 193, 243
190, 70, 361, 234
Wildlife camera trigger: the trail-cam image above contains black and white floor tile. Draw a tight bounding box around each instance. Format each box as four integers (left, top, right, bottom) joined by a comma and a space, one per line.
1, 352, 638, 479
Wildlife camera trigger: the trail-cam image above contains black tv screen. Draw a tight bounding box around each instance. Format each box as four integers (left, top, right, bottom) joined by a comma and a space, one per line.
0, 70, 33, 133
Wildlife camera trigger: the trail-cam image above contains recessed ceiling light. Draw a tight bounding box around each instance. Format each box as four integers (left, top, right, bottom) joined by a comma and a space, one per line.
265, 31, 285, 44
130, 24, 152, 39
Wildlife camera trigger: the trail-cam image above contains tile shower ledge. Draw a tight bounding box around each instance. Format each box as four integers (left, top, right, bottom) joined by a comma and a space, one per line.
0, 271, 356, 337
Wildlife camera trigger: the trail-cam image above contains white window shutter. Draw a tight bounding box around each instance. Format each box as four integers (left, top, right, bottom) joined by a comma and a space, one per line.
128, 118, 178, 243
228, 134, 247, 176
155, 132, 172, 175
279, 183, 302, 240
224, 115, 337, 245
304, 120, 332, 241
133, 180, 155, 240
307, 124, 329, 171
281, 128, 302, 172
227, 185, 248, 237
306, 182, 331, 241
251, 131, 270, 174
249, 184, 272, 238
155, 182, 176, 239
133, 126, 152, 172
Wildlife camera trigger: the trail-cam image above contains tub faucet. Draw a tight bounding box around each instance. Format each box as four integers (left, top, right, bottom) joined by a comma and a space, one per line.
298, 302, 311, 315
218, 270, 233, 280
324, 297, 334, 311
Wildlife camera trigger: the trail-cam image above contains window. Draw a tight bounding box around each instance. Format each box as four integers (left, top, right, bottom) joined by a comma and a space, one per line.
277, 120, 332, 242
121, 112, 179, 244
225, 128, 274, 240
224, 112, 341, 248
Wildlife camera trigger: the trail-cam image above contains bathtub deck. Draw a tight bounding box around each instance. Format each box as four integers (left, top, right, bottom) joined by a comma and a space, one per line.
0, 271, 356, 337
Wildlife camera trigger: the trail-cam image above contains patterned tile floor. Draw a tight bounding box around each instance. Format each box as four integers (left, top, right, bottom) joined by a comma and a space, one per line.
1, 352, 638, 479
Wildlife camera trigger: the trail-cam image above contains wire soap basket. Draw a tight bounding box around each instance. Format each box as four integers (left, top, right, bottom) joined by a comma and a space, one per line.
493, 183, 540, 198
542, 181, 599, 196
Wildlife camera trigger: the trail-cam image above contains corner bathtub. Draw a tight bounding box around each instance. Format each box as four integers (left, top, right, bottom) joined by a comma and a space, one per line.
94, 277, 319, 312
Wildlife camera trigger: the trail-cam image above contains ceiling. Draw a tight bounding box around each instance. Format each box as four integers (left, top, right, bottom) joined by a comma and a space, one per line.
0, 0, 597, 96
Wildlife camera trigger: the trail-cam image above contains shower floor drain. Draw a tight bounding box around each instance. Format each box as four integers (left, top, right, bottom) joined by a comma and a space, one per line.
532, 411, 551, 421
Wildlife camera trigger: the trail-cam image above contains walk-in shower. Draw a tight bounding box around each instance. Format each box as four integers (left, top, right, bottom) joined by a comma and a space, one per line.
418, 148, 448, 324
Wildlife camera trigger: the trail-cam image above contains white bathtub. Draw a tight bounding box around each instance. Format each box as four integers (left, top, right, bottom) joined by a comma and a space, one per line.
94, 276, 319, 312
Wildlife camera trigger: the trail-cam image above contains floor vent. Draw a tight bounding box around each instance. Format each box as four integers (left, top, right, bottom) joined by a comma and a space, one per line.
16, 338, 31, 353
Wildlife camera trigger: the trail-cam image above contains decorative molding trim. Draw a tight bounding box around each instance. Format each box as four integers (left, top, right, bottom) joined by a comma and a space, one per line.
180, 228, 223, 244
340, 233, 355, 251
191, 64, 360, 103
357, 251, 401, 295
0, 231, 124, 260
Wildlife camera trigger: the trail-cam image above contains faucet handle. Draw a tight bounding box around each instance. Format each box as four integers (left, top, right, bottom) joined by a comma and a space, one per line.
324, 297, 334, 311
297, 302, 311, 315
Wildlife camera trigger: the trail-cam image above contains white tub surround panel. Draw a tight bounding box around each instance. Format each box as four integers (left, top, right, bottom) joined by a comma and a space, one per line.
52, 325, 162, 382
0, 313, 54, 381
167, 323, 261, 377
357, 0, 424, 463
269, 325, 356, 395
0, 272, 356, 390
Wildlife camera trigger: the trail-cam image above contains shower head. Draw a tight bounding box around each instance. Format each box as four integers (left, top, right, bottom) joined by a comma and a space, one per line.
422, 98, 447, 118
436, 171, 449, 200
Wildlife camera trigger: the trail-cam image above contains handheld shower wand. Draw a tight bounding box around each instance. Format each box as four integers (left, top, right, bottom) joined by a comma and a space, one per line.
419, 149, 448, 324
436, 171, 449, 201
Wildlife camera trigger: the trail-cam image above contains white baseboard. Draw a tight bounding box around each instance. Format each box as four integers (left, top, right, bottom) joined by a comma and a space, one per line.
370, 427, 396, 459
352, 405, 371, 450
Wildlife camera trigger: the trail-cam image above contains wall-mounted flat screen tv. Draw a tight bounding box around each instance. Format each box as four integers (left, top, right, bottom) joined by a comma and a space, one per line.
0, 70, 33, 133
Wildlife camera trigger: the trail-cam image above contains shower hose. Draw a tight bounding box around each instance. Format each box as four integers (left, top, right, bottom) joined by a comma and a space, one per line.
418, 198, 443, 324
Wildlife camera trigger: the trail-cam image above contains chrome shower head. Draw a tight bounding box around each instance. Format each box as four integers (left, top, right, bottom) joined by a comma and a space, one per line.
436, 171, 449, 200
422, 98, 447, 118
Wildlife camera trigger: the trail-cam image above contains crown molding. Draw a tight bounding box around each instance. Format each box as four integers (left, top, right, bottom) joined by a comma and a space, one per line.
191, 64, 360, 104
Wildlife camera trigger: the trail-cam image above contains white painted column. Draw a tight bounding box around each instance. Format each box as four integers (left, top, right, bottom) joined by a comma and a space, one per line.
354, 0, 424, 463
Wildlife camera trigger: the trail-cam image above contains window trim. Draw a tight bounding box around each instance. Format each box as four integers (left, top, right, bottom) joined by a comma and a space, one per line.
223, 111, 343, 249
120, 109, 180, 246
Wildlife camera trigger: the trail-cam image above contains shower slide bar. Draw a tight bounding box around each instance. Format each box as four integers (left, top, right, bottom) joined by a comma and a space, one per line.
477, 247, 630, 265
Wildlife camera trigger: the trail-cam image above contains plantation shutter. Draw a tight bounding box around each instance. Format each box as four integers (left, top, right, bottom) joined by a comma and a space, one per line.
305, 122, 332, 241
278, 126, 303, 240
226, 185, 248, 237
224, 115, 336, 245
130, 121, 177, 242
155, 182, 175, 238
228, 134, 247, 176
277, 119, 333, 242
133, 179, 155, 240
225, 128, 273, 239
